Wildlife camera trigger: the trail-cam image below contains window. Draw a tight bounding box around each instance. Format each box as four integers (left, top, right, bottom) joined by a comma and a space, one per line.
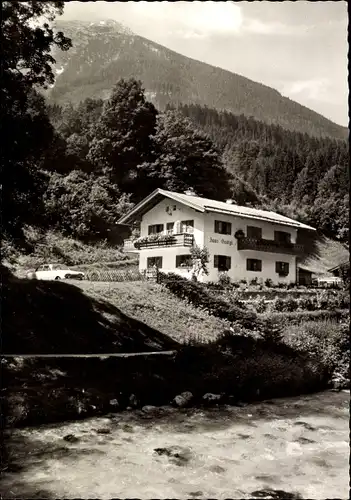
166, 205, 177, 214
37, 265, 50, 271
276, 262, 289, 275
214, 220, 232, 235
148, 224, 164, 235
166, 222, 174, 234
176, 254, 192, 268
214, 255, 231, 271
274, 231, 291, 244
180, 220, 194, 234
247, 226, 262, 239
147, 256, 163, 269
246, 259, 262, 272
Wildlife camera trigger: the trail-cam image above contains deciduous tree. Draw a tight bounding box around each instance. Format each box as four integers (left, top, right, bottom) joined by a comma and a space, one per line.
1, 1, 71, 250
87, 79, 158, 194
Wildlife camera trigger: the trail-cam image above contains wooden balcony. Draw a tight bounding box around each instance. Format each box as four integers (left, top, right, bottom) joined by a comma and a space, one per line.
237, 237, 304, 255
126, 233, 194, 251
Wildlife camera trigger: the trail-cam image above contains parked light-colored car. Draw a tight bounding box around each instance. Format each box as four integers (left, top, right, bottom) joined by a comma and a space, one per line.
316, 276, 343, 286
26, 264, 85, 281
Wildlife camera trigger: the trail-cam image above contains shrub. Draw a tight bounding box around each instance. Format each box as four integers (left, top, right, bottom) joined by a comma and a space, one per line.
271, 297, 286, 312
231, 280, 241, 288
285, 320, 350, 378
206, 281, 224, 291
158, 272, 260, 330
249, 277, 259, 286
301, 297, 316, 311
259, 317, 285, 344
218, 272, 231, 287
230, 281, 241, 289
190, 244, 210, 281
265, 278, 274, 288
187, 331, 326, 399
284, 297, 299, 312
250, 297, 267, 313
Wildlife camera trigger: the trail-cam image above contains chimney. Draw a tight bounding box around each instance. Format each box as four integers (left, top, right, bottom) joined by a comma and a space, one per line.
226, 199, 235, 204
184, 188, 196, 196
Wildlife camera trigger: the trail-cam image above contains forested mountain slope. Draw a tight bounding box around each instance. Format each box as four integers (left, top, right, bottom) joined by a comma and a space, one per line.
48, 20, 348, 140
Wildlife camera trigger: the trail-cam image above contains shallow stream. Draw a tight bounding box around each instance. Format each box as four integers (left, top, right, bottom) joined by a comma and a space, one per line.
2, 390, 349, 499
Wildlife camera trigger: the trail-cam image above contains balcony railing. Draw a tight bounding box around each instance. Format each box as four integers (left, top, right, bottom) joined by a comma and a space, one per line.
125, 233, 194, 251
237, 237, 304, 255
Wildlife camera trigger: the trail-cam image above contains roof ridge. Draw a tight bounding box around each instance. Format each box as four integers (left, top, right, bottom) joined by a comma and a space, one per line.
118, 189, 315, 230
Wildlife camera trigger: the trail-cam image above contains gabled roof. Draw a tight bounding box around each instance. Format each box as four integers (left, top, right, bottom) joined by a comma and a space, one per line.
118, 189, 316, 230
328, 261, 350, 273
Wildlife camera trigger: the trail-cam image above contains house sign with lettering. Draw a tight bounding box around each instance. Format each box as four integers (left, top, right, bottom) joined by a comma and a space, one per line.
210, 237, 234, 246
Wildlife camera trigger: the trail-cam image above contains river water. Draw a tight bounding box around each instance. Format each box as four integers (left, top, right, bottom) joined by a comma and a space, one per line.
2, 390, 349, 499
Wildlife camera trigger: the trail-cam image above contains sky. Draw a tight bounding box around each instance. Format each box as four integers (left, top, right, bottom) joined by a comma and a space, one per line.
61, 1, 348, 126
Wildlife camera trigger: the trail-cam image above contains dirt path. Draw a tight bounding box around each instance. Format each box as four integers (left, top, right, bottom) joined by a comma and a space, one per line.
2, 391, 349, 499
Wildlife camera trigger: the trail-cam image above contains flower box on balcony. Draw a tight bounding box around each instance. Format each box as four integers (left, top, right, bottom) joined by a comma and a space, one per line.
134, 233, 194, 249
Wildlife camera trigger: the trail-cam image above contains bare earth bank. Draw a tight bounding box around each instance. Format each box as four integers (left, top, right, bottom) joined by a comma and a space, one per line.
2, 391, 349, 499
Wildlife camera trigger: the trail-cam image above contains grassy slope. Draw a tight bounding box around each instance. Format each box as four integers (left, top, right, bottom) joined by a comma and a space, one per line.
2, 277, 179, 355
77, 281, 231, 344
2, 277, 230, 355
3, 274, 348, 428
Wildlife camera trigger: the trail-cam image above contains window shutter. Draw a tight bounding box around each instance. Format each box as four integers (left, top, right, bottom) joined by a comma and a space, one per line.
214, 221, 219, 233
176, 255, 181, 267
226, 256, 231, 270
214, 255, 219, 268
276, 262, 280, 273
257, 260, 262, 272
175, 221, 180, 234
148, 225, 153, 235
227, 223, 232, 235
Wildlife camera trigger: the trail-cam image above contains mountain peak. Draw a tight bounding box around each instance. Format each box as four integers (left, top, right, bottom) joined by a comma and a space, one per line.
55, 18, 134, 36
49, 20, 347, 140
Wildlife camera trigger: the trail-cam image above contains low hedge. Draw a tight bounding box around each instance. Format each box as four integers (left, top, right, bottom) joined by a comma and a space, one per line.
84, 268, 144, 282
246, 292, 349, 314
261, 309, 349, 325
207, 281, 344, 295
158, 272, 261, 331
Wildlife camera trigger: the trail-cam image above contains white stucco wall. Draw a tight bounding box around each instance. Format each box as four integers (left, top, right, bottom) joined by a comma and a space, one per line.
137, 198, 299, 284
139, 198, 204, 277
140, 198, 205, 245
203, 212, 297, 284
139, 246, 194, 279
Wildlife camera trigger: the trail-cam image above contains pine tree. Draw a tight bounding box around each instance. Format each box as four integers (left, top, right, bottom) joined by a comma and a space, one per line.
149, 110, 232, 200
